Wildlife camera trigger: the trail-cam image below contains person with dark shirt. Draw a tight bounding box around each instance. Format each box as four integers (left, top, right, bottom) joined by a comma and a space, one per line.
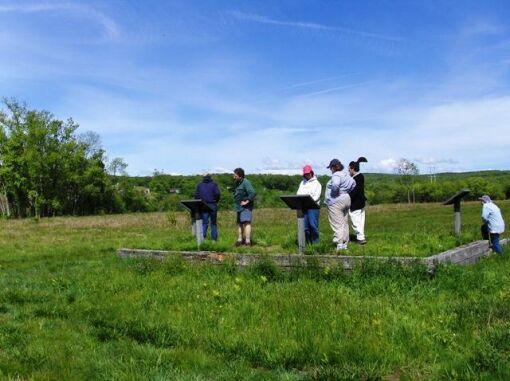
348, 157, 368, 244
233, 168, 256, 246
194, 174, 221, 241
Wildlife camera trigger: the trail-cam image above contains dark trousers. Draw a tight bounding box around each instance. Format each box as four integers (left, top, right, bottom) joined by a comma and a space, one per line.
482, 224, 503, 254
201, 207, 218, 241
304, 209, 320, 244
491, 233, 503, 254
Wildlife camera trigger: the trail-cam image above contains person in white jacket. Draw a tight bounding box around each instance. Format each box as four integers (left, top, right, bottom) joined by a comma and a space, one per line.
297, 165, 322, 244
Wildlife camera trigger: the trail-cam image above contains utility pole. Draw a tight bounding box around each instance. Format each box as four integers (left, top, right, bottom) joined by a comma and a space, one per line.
428, 166, 437, 183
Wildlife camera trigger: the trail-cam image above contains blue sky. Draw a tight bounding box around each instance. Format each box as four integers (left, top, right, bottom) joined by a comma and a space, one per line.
1, 0, 510, 175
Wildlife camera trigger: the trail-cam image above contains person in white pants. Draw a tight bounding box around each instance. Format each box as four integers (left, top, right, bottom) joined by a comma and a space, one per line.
324, 159, 356, 251
348, 157, 368, 244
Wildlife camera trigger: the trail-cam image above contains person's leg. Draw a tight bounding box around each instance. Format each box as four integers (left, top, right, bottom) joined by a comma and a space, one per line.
349, 209, 360, 240
481, 223, 489, 241
236, 212, 244, 245
327, 203, 342, 244
308, 209, 320, 244
236, 224, 244, 244
210, 209, 218, 241
350, 209, 366, 242
338, 194, 351, 245
490, 233, 503, 254
201, 211, 210, 238
358, 209, 366, 241
244, 223, 252, 244
303, 210, 312, 243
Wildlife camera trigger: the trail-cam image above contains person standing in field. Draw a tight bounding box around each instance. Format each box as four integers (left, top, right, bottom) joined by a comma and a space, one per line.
233, 168, 256, 246
479, 195, 505, 254
325, 159, 355, 251
348, 157, 368, 245
297, 165, 322, 244
194, 174, 221, 241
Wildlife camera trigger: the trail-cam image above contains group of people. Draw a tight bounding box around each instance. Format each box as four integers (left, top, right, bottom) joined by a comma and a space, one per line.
296, 157, 367, 250
194, 159, 506, 254
195, 158, 368, 250
194, 167, 256, 246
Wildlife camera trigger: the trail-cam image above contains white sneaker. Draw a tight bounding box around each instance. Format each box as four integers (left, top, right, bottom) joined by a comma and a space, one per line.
336, 243, 348, 251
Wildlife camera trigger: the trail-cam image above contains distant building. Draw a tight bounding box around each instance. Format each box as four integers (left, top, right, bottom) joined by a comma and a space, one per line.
134, 186, 151, 196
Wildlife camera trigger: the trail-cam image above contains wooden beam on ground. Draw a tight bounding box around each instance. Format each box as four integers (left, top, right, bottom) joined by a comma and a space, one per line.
426, 238, 508, 267
118, 239, 508, 272
118, 248, 426, 270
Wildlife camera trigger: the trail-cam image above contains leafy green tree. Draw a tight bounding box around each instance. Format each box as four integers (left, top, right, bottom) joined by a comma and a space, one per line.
0, 99, 116, 217
108, 157, 128, 177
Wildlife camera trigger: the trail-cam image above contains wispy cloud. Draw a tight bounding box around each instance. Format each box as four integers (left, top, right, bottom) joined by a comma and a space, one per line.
227, 10, 402, 43
277, 75, 355, 90
1, 2, 509, 175
415, 157, 459, 166
296, 80, 377, 98
0, 2, 119, 39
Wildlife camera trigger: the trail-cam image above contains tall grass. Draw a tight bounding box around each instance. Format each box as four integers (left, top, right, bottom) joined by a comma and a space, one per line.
0, 202, 508, 379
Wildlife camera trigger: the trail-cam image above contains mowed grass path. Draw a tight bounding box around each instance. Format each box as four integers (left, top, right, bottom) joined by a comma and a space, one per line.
0, 202, 509, 379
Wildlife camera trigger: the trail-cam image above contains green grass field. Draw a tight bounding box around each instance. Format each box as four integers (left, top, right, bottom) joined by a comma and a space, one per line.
0, 202, 509, 379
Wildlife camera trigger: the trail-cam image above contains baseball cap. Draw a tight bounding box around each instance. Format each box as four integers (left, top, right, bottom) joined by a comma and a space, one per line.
302, 165, 313, 175
327, 159, 341, 169
478, 195, 492, 203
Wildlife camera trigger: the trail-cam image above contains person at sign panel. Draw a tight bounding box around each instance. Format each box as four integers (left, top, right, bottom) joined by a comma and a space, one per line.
479, 195, 505, 254
233, 168, 256, 246
324, 159, 355, 251
296, 165, 322, 244
348, 157, 368, 245
194, 174, 221, 241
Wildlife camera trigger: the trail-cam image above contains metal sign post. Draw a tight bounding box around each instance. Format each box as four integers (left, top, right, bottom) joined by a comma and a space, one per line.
180, 200, 213, 246
443, 189, 470, 236
280, 195, 320, 254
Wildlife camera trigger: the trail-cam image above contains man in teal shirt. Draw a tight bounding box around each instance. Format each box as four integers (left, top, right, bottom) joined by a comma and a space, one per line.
233, 167, 256, 246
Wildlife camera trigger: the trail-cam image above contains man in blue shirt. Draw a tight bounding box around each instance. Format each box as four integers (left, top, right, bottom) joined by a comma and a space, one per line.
480, 195, 505, 254
195, 175, 221, 241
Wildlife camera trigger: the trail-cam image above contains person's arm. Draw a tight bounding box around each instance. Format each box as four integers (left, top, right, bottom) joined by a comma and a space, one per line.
214, 183, 221, 202
297, 180, 305, 195
349, 178, 361, 199
310, 181, 322, 203
330, 174, 341, 198
481, 205, 490, 222
194, 185, 201, 200
357, 174, 365, 191
244, 180, 256, 201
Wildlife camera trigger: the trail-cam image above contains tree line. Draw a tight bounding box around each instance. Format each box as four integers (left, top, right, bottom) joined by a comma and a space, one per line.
116, 171, 510, 213
1, 99, 509, 218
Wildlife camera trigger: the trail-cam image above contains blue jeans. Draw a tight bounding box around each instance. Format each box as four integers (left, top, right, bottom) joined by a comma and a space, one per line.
304, 209, 320, 244
201, 208, 218, 241
490, 233, 503, 254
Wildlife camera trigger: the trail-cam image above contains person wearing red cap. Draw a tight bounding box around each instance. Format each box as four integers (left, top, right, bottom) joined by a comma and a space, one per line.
297, 165, 322, 244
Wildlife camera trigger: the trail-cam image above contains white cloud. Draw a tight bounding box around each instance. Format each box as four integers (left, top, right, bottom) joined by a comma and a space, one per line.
227, 10, 402, 42
414, 157, 459, 165
377, 158, 399, 172
0, 2, 119, 39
